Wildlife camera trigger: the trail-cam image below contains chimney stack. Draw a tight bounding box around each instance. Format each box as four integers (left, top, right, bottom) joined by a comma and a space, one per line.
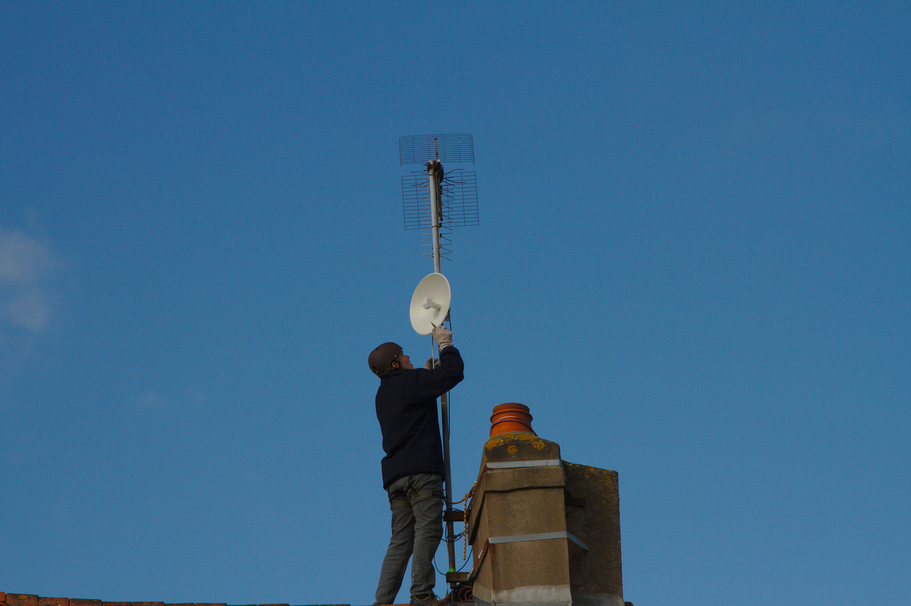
465, 404, 625, 606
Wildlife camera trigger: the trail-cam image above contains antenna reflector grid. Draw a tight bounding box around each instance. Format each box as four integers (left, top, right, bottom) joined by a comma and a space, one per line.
401, 174, 428, 230
399, 133, 475, 166
401, 172, 479, 231
442, 170, 479, 227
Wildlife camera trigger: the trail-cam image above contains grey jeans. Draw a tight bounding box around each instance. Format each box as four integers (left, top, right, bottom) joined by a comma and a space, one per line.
374, 473, 444, 604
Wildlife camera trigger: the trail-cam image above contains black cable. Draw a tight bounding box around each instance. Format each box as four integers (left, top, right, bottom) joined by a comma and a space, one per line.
457, 546, 473, 572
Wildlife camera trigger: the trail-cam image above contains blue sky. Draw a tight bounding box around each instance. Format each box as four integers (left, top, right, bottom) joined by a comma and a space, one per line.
1, 2, 908, 605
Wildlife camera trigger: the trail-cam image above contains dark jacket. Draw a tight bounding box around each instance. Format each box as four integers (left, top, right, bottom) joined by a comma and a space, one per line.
375, 346, 464, 489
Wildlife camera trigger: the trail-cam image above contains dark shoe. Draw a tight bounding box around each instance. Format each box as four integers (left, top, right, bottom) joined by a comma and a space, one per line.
410, 594, 439, 606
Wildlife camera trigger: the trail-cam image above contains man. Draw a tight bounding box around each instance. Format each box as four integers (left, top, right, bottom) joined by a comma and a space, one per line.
368, 324, 464, 606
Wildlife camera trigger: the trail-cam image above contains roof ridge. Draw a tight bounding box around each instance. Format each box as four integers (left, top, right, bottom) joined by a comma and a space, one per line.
1, 593, 351, 606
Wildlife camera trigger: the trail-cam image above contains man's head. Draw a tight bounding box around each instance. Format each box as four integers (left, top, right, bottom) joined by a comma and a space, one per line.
368, 342, 413, 376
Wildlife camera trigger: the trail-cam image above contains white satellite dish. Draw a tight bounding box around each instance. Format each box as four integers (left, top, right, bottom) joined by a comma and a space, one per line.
410, 272, 451, 335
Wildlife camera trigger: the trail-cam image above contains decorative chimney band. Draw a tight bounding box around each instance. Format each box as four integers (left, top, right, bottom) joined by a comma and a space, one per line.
488, 530, 589, 551
486, 459, 562, 469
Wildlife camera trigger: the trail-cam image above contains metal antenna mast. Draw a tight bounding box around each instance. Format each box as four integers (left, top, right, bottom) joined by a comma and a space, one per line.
399, 133, 479, 594
428, 149, 444, 274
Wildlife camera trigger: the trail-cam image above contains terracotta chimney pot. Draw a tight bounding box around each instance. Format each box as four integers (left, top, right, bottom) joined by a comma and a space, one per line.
489, 402, 536, 437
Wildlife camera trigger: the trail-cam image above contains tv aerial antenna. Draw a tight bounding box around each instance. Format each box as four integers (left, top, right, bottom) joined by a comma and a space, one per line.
400, 133, 479, 591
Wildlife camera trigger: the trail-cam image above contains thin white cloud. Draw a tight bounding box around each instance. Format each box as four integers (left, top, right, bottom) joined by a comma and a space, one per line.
130, 388, 172, 413
0, 227, 60, 332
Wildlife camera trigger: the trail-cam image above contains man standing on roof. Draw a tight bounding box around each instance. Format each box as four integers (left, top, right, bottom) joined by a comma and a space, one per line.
369, 324, 464, 606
